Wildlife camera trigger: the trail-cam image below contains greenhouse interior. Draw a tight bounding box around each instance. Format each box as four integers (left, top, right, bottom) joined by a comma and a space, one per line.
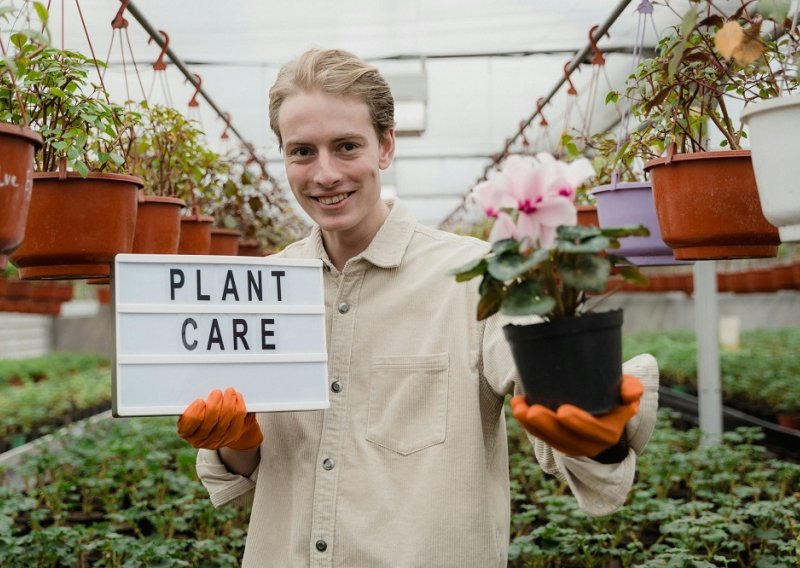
1, 0, 799, 566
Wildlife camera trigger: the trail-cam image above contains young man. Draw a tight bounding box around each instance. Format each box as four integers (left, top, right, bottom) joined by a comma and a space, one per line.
177, 48, 659, 567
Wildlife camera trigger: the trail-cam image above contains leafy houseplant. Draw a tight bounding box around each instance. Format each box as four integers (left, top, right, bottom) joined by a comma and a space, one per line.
0, 2, 45, 267
127, 103, 206, 255
564, 131, 688, 266
449, 153, 649, 413
177, 146, 228, 255
0, 41, 143, 279
622, 0, 792, 260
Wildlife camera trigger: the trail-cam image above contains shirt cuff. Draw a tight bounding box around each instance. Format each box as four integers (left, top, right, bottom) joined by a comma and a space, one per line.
196, 448, 259, 508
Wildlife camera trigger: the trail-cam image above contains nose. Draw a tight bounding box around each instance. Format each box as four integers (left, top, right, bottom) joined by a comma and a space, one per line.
312, 151, 342, 188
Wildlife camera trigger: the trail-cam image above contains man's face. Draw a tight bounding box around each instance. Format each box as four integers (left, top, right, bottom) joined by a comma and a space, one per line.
278, 89, 394, 237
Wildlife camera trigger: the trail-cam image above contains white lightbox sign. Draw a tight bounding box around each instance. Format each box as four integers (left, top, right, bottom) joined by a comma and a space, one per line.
112, 254, 328, 416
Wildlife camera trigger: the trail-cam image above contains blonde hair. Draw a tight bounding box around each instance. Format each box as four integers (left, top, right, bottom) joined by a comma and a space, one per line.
269, 48, 395, 148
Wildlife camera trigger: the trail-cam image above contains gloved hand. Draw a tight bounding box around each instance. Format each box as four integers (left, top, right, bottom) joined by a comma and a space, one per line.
511, 375, 644, 458
177, 387, 263, 451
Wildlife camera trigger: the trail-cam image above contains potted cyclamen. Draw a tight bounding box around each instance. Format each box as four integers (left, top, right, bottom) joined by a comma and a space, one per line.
449, 154, 649, 412
127, 103, 205, 254
735, 2, 800, 242
2, 46, 142, 279
626, 1, 784, 260
0, 6, 45, 266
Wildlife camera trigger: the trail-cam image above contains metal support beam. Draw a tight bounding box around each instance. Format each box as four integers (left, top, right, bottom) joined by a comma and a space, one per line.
693, 261, 723, 444
122, 1, 263, 165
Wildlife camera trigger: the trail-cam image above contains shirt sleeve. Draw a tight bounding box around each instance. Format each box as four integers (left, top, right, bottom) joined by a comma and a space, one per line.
196, 433, 262, 508
479, 312, 660, 516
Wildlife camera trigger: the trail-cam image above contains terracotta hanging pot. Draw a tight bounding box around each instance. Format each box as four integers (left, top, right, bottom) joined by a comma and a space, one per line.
644, 151, 780, 261
0, 124, 43, 257
237, 239, 265, 257
576, 205, 599, 227
744, 269, 777, 293
770, 265, 795, 290
209, 227, 241, 256
177, 214, 214, 255
133, 196, 185, 254
9, 172, 142, 280
592, 181, 691, 266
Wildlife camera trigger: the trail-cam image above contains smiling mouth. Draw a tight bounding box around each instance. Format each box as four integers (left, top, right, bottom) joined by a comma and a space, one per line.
314, 192, 352, 206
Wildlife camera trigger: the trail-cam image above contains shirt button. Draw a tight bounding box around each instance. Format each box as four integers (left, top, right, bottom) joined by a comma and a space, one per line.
331, 380, 342, 393
338, 302, 350, 314
322, 458, 335, 471
315, 539, 327, 552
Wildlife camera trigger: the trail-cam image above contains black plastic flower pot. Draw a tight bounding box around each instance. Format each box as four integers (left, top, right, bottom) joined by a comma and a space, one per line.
503, 309, 623, 415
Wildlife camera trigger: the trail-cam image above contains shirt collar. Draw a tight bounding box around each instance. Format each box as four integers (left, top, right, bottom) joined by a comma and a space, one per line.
309, 198, 416, 269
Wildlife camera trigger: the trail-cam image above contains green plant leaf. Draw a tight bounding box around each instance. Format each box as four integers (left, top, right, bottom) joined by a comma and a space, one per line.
487, 249, 548, 281
615, 265, 649, 286
500, 280, 556, 316
558, 236, 610, 253
491, 238, 518, 254
605, 91, 619, 105
73, 161, 89, 178
756, 0, 791, 22
558, 254, 610, 292
680, 6, 698, 37
556, 224, 601, 242
447, 257, 486, 280
599, 225, 649, 239
477, 285, 503, 321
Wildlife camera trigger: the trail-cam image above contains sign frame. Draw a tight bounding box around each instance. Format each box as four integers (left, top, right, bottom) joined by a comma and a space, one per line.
111, 254, 329, 417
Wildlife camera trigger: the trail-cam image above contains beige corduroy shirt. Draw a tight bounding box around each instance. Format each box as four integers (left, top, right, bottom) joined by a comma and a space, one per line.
196, 199, 660, 568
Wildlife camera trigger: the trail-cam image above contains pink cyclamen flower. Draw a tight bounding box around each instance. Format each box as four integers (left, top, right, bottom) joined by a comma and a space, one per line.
471, 179, 514, 218
488, 211, 520, 244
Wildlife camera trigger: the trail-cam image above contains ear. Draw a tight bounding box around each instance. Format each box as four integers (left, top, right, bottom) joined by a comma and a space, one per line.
378, 128, 396, 170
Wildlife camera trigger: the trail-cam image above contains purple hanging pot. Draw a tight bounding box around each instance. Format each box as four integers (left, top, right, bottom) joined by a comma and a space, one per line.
592, 181, 692, 266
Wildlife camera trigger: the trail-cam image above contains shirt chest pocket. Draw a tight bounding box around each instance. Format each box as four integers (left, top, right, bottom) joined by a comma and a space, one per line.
366, 353, 449, 456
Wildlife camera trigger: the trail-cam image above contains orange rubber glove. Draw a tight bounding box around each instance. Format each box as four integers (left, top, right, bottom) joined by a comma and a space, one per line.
177, 387, 263, 451
511, 375, 644, 458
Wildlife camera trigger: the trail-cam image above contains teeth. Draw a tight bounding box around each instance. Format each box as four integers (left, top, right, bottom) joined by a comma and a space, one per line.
318, 193, 350, 205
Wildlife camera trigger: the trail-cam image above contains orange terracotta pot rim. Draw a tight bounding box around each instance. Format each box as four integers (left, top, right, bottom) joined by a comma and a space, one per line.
181, 214, 214, 223
33, 171, 144, 188
211, 227, 241, 236
0, 122, 43, 148
238, 239, 260, 246
644, 150, 751, 171
140, 195, 185, 206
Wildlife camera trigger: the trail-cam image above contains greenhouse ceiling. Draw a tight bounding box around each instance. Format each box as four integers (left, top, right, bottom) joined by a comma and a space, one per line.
26, 0, 689, 226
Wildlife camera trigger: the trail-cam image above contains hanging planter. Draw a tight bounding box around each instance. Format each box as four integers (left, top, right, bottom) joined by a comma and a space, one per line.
0, 124, 43, 258
576, 205, 598, 227
504, 310, 624, 413
644, 151, 779, 261
237, 239, 264, 257
209, 228, 241, 256
740, 94, 800, 243
9, 172, 142, 279
592, 181, 691, 266
178, 214, 214, 255
132, 196, 185, 254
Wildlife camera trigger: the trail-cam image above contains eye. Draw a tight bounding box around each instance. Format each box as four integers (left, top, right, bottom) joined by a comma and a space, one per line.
289, 146, 312, 158
340, 142, 358, 153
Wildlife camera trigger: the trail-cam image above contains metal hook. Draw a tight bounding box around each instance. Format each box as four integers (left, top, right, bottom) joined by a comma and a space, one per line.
536, 98, 548, 127
148, 30, 170, 71
588, 25, 610, 66
111, 0, 130, 29
564, 62, 578, 96
221, 112, 231, 140
186, 73, 202, 108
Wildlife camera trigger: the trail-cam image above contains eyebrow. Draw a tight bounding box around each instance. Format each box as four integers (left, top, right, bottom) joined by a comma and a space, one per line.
284, 133, 369, 147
